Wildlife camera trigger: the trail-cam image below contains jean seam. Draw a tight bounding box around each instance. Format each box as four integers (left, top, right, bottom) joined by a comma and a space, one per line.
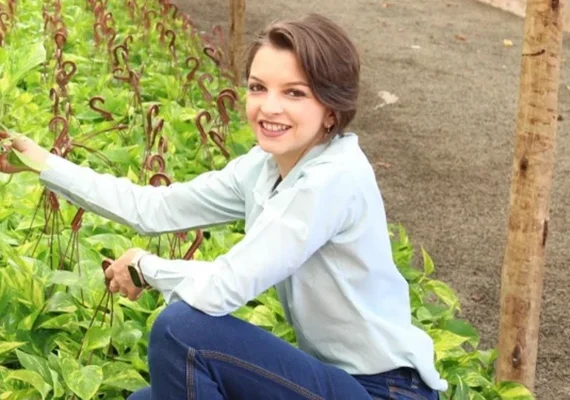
187, 347, 196, 400
388, 385, 425, 400
200, 350, 325, 400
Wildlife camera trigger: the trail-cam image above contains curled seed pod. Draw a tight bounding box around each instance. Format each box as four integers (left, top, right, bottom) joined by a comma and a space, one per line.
216, 92, 236, 125
211, 24, 224, 46
103, 12, 115, 34
89, 96, 114, 121
145, 154, 166, 173
0, 12, 10, 34
71, 208, 85, 232
183, 230, 204, 260
123, 34, 134, 48
168, 3, 178, 19
54, 31, 66, 49
197, 73, 213, 102
93, 22, 105, 47
112, 44, 129, 68
185, 56, 200, 82
208, 130, 230, 158
49, 88, 60, 116
112, 67, 130, 82
158, 136, 168, 155
149, 172, 172, 187
49, 115, 69, 149
195, 111, 211, 144
165, 29, 176, 57
203, 46, 220, 66
155, 22, 165, 43
144, 10, 157, 30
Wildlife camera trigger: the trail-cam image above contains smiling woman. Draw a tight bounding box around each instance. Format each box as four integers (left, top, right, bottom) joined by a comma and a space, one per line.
0, 13, 445, 400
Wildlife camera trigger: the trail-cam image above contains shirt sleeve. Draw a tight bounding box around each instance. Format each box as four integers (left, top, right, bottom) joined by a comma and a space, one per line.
139, 168, 357, 316
38, 152, 252, 235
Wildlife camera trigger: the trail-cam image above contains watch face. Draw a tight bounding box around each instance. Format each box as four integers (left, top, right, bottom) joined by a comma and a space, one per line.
128, 265, 144, 288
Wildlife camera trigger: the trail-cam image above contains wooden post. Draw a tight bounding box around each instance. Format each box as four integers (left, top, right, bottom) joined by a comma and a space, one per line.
497, 0, 565, 391
229, 0, 245, 85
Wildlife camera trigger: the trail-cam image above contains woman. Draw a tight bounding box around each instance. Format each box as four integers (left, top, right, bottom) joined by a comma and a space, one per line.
0, 13, 446, 400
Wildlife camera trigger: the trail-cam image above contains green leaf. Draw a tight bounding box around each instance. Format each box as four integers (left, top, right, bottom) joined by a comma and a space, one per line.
496, 381, 534, 399
0, 341, 26, 356
9, 43, 47, 92
15, 350, 54, 387
452, 375, 470, 400
102, 362, 148, 392
6, 370, 51, 399
48, 270, 81, 288
430, 329, 470, 353
421, 246, 435, 276
44, 292, 78, 313
247, 305, 278, 328
272, 322, 294, 338
60, 356, 103, 400
444, 319, 480, 348
84, 326, 111, 351
425, 279, 460, 309
37, 314, 77, 331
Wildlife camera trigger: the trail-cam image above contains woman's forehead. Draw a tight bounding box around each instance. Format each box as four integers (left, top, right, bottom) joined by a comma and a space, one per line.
249, 45, 308, 84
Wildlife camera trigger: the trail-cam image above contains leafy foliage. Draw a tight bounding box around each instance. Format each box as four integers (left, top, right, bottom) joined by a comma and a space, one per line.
0, 0, 535, 399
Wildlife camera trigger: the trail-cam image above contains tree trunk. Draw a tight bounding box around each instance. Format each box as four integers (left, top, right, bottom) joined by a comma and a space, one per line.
229, 0, 245, 85
497, 0, 565, 391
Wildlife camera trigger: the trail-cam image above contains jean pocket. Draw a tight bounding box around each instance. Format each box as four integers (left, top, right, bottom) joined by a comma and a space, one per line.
388, 385, 426, 400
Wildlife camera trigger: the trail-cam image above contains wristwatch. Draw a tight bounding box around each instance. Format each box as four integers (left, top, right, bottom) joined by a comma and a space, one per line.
127, 250, 151, 289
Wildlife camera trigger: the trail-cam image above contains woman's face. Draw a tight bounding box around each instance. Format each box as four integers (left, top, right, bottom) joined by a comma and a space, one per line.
246, 44, 334, 174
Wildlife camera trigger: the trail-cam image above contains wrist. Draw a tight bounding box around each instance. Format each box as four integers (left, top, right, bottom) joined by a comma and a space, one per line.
128, 250, 151, 289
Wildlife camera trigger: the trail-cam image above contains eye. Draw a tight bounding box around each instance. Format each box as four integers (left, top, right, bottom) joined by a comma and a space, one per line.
286, 89, 306, 98
248, 83, 265, 92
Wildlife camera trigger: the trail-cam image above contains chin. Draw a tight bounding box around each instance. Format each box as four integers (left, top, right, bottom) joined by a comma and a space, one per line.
257, 139, 285, 156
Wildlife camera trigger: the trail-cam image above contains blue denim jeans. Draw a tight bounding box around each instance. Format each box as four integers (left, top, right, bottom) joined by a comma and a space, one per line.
127, 301, 439, 400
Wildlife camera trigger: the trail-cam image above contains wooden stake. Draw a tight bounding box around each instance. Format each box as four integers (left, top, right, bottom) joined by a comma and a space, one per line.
229, 0, 245, 85
497, 0, 565, 391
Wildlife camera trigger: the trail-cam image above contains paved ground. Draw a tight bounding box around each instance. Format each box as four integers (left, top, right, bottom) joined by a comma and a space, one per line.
175, 1, 570, 398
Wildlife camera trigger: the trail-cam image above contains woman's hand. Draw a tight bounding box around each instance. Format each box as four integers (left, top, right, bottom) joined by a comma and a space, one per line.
104, 248, 148, 301
0, 131, 50, 174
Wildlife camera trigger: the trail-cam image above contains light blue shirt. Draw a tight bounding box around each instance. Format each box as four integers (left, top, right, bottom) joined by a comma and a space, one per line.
39, 133, 447, 391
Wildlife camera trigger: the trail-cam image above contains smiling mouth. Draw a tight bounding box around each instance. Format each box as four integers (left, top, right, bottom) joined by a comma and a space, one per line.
259, 120, 292, 132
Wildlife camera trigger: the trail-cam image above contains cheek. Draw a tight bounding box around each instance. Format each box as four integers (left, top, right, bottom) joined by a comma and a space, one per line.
245, 99, 257, 123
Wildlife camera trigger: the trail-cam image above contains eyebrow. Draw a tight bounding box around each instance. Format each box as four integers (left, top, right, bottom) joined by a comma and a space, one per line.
249, 75, 309, 87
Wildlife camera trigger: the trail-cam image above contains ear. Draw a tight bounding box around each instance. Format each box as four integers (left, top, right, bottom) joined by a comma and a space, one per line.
325, 111, 336, 128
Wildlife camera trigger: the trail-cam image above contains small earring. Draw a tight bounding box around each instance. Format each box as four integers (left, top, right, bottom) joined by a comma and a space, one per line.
325, 125, 332, 133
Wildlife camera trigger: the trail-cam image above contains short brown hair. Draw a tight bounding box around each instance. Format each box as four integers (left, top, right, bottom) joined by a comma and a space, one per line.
243, 13, 360, 138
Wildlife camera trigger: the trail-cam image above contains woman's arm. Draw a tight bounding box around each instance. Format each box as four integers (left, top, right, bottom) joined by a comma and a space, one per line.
136, 167, 358, 316
39, 152, 251, 235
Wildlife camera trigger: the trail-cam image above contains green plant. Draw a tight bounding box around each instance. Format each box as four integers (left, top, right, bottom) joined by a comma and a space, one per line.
0, 0, 535, 399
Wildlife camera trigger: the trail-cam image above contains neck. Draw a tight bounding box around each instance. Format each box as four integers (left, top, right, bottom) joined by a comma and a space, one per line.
274, 134, 326, 178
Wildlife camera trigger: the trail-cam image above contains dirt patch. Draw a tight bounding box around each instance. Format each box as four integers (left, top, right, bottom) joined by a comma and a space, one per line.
174, 0, 570, 398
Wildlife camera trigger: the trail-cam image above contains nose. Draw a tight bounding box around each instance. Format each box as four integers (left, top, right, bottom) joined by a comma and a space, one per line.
260, 92, 283, 115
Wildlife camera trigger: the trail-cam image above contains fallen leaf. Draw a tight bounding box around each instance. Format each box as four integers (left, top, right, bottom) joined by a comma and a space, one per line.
374, 91, 399, 110
375, 161, 391, 169
503, 39, 513, 47
455, 34, 467, 41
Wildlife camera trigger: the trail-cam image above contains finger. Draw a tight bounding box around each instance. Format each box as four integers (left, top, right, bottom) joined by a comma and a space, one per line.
128, 288, 142, 302
108, 280, 119, 293
104, 265, 115, 280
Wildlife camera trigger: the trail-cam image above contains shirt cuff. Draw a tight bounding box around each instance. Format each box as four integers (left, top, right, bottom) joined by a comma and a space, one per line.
39, 153, 80, 190
138, 254, 186, 298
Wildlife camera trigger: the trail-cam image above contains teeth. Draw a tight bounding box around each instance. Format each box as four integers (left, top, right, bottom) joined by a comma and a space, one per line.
261, 121, 290, 132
